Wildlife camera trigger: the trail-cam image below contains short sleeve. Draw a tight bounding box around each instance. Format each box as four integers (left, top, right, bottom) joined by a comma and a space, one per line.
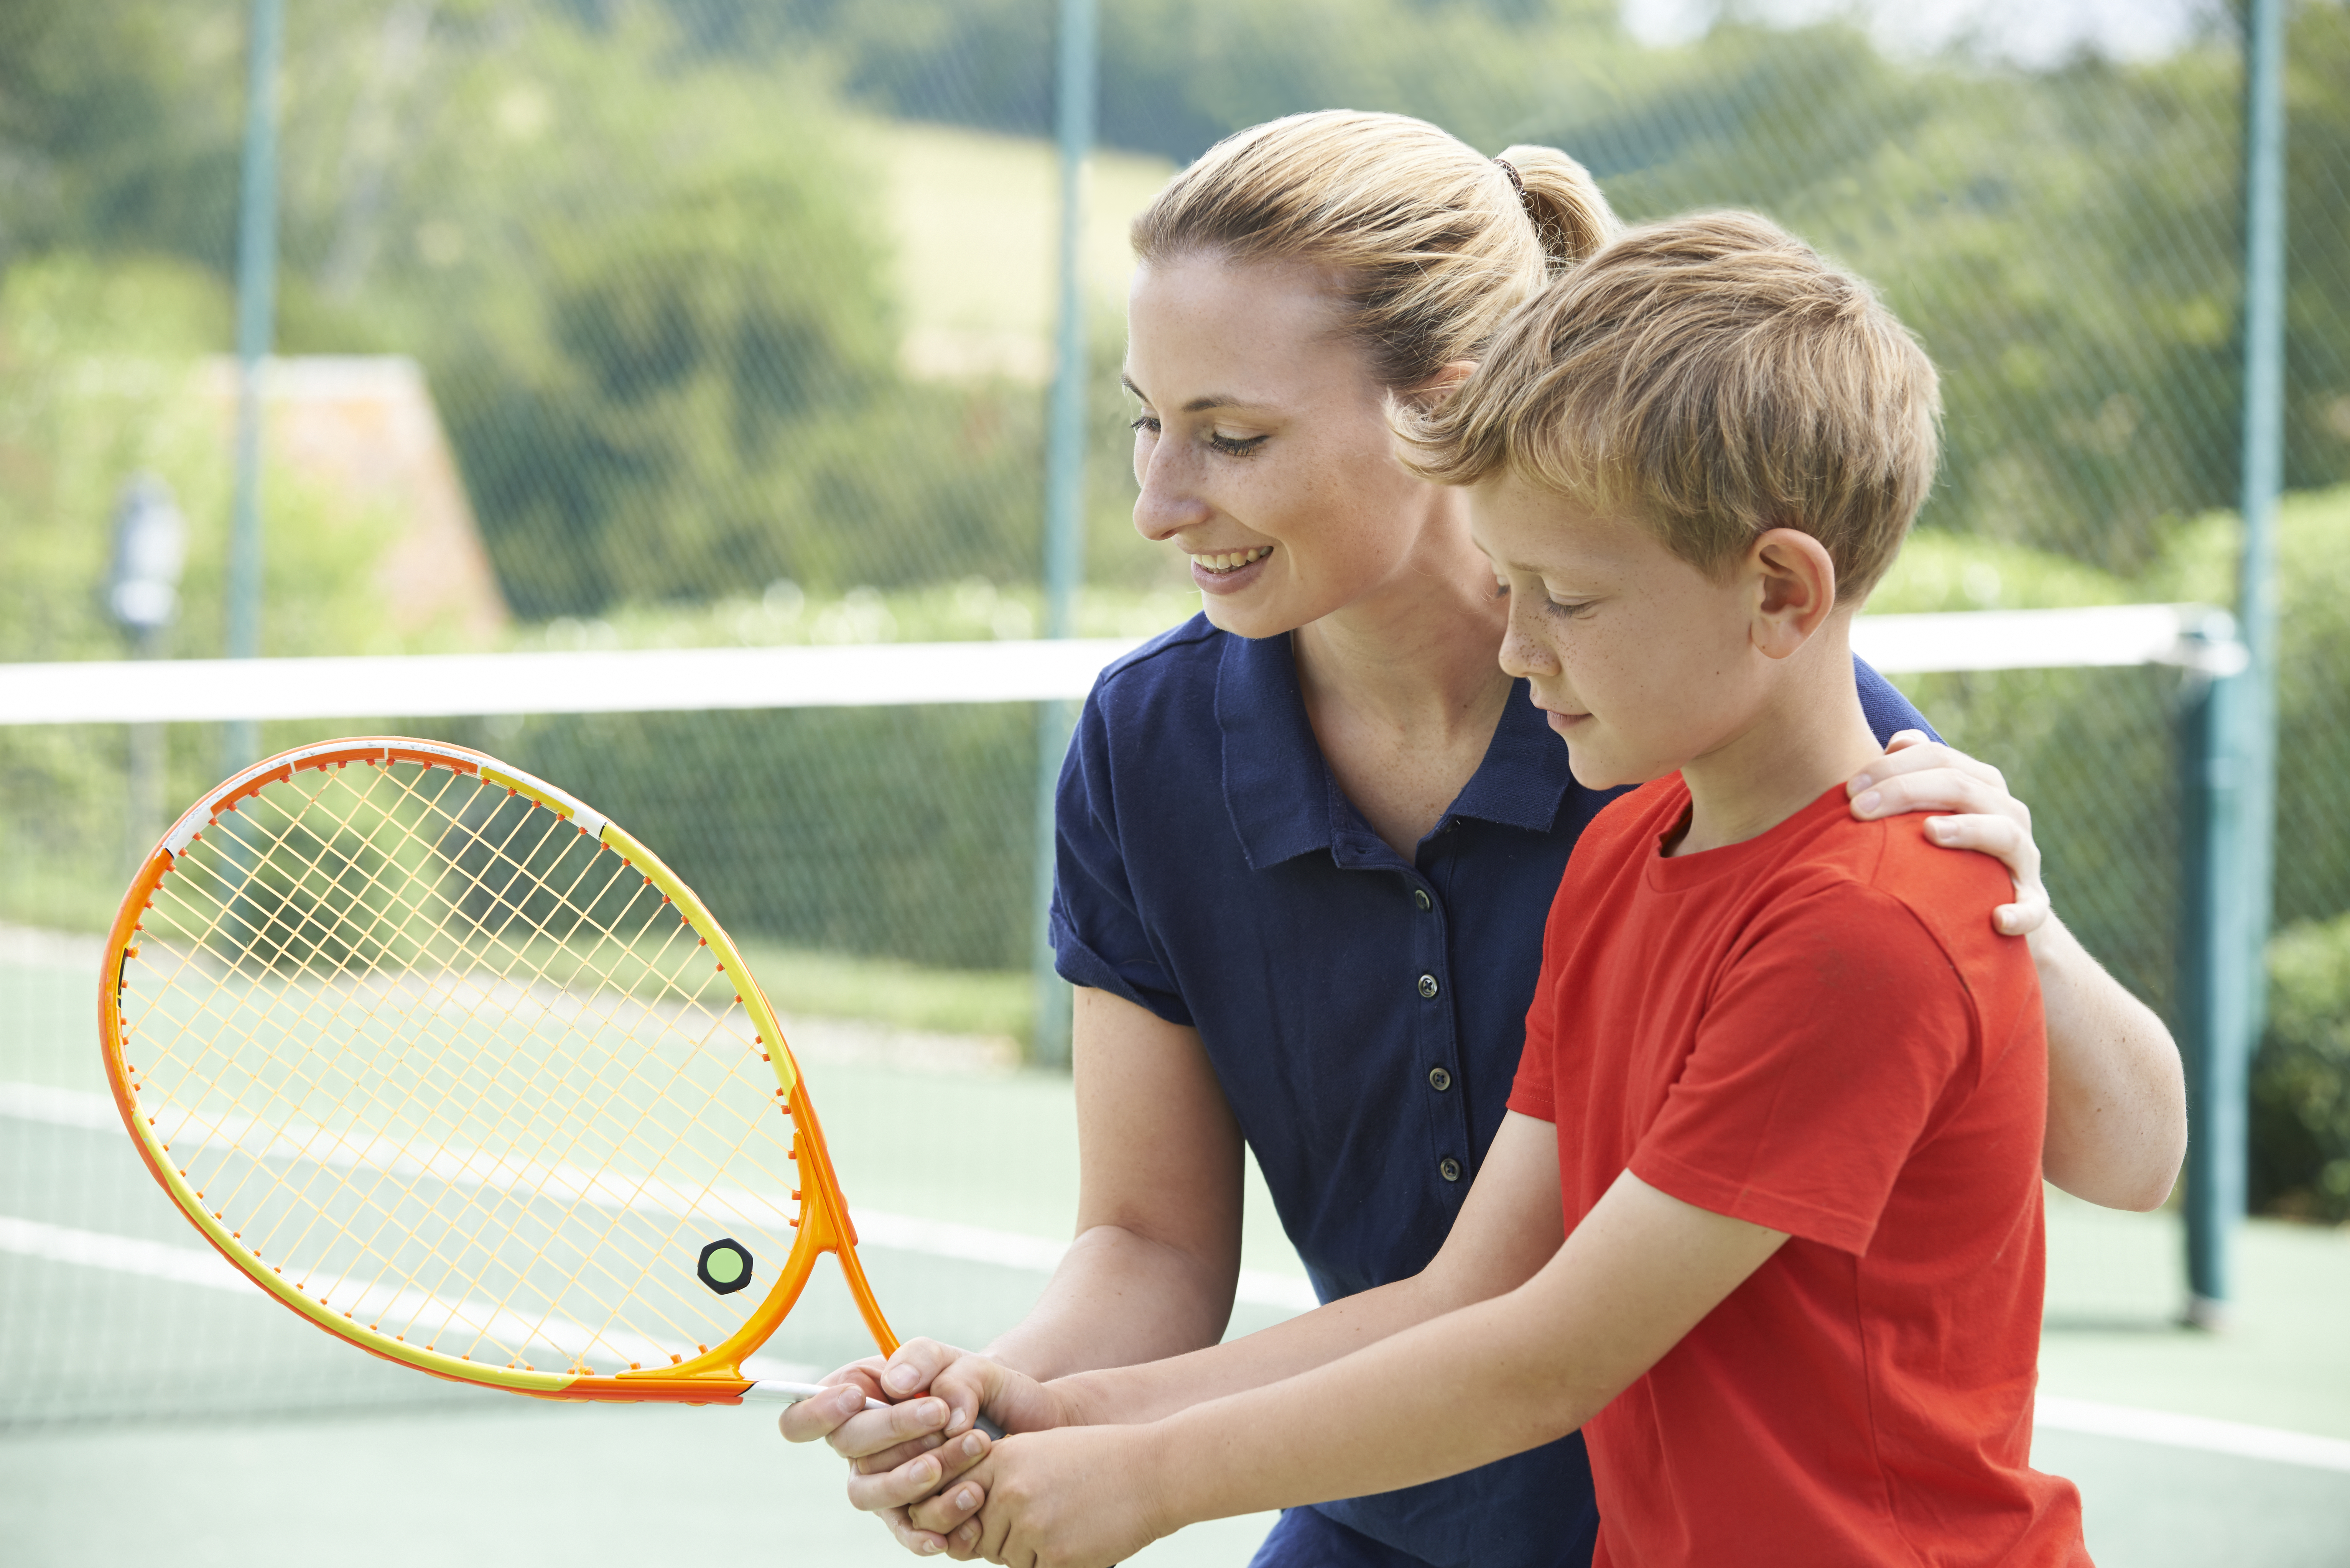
1629, 884, 1977, 1254
1853, 656, 1939, 746
1047, 682, 1195, 1027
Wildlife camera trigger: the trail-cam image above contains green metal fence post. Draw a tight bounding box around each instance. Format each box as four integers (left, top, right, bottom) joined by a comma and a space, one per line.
2178, 613, 2250, 1325
2182, 0, 2287, 1323
223, 0, 285, 774
1032, 0, 1099, 1070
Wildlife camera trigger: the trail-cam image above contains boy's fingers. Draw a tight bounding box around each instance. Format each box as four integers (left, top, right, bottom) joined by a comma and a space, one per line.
846, 1430, 992, 1514
906, 1476, 988, 1538
945, 1515, 986, 1561
878, 1506, 953, 1559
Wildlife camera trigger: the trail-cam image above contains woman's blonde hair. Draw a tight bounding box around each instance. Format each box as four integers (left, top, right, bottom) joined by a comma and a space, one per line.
1132, 110, 1617, 390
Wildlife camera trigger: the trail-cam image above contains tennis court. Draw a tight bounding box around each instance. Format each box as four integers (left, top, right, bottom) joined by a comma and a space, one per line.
7, 931, 2348, 1567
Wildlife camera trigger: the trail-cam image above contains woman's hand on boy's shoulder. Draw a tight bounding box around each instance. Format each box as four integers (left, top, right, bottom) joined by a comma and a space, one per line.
1845, 730, 2050, 938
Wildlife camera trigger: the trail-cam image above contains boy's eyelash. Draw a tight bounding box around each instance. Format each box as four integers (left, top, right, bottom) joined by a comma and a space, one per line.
1545, 597, 1595, 618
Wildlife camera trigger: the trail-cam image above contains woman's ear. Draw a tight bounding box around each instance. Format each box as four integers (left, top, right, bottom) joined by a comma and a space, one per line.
1746, 527, 1840, 660
1403, 360, 1479, 409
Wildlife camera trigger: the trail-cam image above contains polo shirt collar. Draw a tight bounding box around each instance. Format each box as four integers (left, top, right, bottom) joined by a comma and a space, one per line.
1214, 629, 1576, 871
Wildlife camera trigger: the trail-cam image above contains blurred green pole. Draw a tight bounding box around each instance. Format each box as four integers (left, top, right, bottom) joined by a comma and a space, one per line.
223, 0, 284, 775
1032, 0, 1097, 1070
2185, 0, 2287, 1323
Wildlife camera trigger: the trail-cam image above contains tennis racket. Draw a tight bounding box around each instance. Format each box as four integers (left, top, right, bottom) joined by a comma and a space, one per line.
99, 735, 969, 1420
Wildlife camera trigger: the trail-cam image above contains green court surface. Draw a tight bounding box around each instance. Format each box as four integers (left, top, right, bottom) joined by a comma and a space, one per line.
7, 947, 2349, 1565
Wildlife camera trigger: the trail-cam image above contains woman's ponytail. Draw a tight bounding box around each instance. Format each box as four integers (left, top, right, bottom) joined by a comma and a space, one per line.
1496, 144, 1619, 271
1134, 112, 1619, 389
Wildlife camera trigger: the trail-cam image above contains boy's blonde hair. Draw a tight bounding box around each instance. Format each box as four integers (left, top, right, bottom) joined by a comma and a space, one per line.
1406, 210, 1941, 601
1133, 110, 1618, 390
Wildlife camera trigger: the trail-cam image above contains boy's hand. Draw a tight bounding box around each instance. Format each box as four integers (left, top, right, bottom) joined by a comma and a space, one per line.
912, 1425, 1169, 1568
1846, 731, 2049, 938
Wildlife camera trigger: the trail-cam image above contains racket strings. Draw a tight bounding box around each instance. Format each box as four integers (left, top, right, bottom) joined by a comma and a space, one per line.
120, 758, 801, 1374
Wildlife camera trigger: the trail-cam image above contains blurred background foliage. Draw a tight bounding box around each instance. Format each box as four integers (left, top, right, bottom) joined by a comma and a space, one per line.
0, 0, 2347, 1207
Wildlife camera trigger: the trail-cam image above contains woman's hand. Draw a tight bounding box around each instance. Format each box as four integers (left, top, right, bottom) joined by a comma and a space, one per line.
777, 1344, 995, 1558
1846, 730, 2049, 938
911, 1425, 1170, 1568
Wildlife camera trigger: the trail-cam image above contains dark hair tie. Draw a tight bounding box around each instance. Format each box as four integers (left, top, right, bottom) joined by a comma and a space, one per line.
1494, 156, 1529, 208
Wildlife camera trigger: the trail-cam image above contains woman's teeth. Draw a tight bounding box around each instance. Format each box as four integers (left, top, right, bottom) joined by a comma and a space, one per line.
1192, 547, 1273, 573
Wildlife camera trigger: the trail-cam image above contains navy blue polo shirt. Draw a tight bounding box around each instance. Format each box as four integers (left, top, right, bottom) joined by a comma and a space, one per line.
1048, 614, 1934, 1568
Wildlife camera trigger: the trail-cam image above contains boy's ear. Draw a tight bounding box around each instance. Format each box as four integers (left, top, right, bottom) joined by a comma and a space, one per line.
1746, 528, 1840, 661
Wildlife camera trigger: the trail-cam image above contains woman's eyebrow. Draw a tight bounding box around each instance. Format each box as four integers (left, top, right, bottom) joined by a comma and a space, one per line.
1119, 373, 1272, 415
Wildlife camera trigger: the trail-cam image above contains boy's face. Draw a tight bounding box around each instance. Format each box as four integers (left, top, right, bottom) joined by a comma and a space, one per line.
1470, 474, 1771, 792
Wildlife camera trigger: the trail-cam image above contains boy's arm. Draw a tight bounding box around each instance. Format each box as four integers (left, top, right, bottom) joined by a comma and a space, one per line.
936, 1170, 1787, 1565
849, 1113, 1565, 1550
1848, 733, 2186, 1210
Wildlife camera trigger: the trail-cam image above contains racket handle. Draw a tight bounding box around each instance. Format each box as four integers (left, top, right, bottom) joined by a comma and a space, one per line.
749, 1380, 1007, 1441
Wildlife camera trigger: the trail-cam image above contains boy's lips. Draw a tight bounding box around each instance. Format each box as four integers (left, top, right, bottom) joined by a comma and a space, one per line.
1534, 701, 1591, 734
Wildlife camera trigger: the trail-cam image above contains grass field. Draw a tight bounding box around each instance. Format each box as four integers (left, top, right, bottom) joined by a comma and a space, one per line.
7, 939, 2350, 1565
874, 118, 1177, 385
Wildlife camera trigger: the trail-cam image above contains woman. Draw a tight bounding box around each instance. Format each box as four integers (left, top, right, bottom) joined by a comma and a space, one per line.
785, 111, 2185, 1568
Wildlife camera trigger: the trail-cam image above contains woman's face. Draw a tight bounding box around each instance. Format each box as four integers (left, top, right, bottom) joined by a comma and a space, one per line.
1124, 253, 1454, 638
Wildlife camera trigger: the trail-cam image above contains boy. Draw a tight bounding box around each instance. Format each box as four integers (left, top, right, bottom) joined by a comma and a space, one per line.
871, 210, 2089, 1568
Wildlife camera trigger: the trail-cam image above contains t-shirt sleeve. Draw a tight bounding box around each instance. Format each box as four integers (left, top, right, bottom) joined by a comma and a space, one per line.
1629, 883, 1978, 1254
1046, 682, 1195, 1027
1853, 655, 1940, 746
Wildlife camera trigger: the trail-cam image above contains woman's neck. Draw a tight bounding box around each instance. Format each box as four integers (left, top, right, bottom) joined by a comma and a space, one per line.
1289, 518, 1512, 742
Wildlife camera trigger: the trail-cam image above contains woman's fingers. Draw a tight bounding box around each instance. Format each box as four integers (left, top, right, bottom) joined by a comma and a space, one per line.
775, 1359, 892, 1447
877, 1338, 970, 1401
1922, 813, 2052, 935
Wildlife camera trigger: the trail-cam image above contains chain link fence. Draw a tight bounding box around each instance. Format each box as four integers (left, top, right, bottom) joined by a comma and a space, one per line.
3, 0, 2350, 1427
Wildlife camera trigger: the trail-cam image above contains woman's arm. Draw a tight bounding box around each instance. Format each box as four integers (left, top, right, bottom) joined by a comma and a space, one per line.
779, 987, 1252, 1551
1848, 733, 2186, 1210
989, 986, 1250, 1378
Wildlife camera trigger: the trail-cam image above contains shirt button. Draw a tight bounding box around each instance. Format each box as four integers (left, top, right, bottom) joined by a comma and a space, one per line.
1439, 1157, 1463, 1182
1427, 1066, 1452, 1092
1412, 888, 1432, 912
1416, 973, 1440, 999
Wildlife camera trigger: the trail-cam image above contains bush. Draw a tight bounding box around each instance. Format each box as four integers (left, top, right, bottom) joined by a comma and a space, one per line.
2253, 914, 2350, 1223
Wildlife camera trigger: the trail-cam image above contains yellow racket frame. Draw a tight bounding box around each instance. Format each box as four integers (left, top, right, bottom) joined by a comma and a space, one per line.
99, 736, 900, 1404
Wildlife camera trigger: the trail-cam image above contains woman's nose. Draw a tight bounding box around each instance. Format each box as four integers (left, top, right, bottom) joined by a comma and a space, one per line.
1132, 440, 1211, 542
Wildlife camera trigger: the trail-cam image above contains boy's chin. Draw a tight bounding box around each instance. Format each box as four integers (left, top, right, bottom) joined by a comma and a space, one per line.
1563, 740, 1679, 794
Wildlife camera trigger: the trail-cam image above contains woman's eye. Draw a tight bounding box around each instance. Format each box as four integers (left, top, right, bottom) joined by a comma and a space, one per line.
1129, 414, 1160, 435
1206, 431, 1269, 457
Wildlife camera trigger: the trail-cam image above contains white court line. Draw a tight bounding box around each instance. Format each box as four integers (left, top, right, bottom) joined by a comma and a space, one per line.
0, 1213, 820, 1384
2034, 1394, 2350, 1474
0, 1081, 1320, 1312
5, 1212, 2344, 1473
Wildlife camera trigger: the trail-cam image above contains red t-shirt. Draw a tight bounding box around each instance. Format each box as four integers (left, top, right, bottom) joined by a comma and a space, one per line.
1508, 777, 2088, 1568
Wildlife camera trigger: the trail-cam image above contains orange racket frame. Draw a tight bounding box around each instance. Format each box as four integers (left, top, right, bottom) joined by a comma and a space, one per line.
100, 736, 900, 1405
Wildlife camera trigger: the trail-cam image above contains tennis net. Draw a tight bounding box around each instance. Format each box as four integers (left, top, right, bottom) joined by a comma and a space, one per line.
0, 608, 2224, 1424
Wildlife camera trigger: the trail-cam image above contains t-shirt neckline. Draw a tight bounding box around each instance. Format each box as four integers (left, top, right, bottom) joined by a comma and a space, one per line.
1645, 779, 1856, 892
